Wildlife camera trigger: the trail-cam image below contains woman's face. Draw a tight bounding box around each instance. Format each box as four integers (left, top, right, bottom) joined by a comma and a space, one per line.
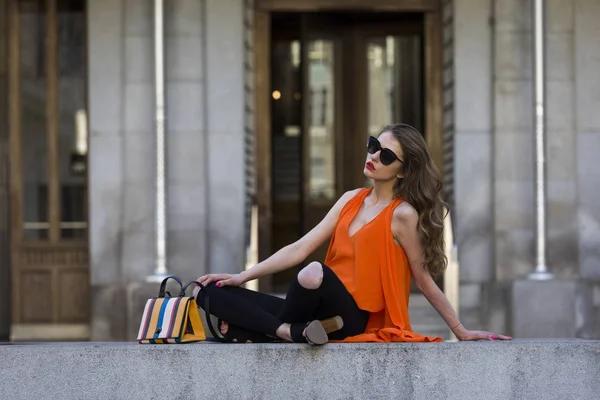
363, 131, 404, 181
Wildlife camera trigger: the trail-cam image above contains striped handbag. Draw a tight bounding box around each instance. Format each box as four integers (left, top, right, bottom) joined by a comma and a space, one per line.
137, 276, 207, 344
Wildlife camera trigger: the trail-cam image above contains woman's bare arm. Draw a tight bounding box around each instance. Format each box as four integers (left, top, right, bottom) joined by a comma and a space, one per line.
197, 189, 361, 287
392, 202, 511, 341
240, 189, 359, 283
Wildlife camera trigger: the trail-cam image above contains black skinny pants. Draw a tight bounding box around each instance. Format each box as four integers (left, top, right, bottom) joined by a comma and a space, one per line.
195, 263, 369, 342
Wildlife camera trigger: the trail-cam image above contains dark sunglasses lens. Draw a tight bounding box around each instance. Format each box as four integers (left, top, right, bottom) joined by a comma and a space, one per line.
367, 137, 380, 154
380, 150, 396, 165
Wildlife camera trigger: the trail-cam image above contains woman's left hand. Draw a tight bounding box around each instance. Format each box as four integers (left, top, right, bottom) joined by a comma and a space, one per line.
456, 329, 512, 341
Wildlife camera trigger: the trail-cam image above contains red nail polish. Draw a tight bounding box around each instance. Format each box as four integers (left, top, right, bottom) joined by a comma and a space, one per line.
216, 282, 221, 287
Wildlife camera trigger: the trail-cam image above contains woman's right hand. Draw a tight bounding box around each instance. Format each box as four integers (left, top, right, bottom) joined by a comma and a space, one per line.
197, 273, 246, 288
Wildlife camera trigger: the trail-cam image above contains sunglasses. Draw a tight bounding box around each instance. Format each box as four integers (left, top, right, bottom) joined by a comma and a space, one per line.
366, 136, 403, 165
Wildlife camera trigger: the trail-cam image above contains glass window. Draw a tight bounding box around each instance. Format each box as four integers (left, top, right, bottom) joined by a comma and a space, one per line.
367, 35, 423, 137
307, 40, 335, 200
58, 0, 87, 239
20, 0, 49, 240
19, 0, 87, 240
271, 39, 303, 203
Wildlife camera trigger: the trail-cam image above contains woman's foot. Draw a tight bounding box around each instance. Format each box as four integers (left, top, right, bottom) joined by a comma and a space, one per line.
280, 316, 344, 345
304, 316, 344, 345
220, 321, 249, 343
275, 323, 323, 343
220, 320, 238, 342
220, 320, 228, 335
275, 323, 314, 342
219, 320, 278, 343
275, 323, 293, 342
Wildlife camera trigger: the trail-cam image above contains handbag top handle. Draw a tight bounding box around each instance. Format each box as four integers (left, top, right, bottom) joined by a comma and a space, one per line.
180, 280, 203, 297
158, 275, 184, 298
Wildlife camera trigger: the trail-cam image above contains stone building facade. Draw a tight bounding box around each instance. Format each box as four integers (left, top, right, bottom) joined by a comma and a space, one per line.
0, 0, 598, 341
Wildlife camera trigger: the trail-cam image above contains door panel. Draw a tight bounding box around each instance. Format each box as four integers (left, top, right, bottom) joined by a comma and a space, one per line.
365, 35, 423, 135
21, 269, 53, 322
58, 268, 88, 321
270, 31, 303, 292
302, 38, 338, 264
8, 0, 89, 339
362, 33, 424, 187
19, 0, 50, 240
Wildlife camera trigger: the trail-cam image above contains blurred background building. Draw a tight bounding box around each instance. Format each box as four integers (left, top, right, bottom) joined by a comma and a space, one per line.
0, 0, 598, 342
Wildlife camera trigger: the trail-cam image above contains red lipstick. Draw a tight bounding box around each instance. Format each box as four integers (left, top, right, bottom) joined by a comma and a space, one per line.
366, 162, 375, 171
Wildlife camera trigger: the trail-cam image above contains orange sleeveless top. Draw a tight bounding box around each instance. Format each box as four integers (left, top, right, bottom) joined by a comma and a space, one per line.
326, 188, 442, 343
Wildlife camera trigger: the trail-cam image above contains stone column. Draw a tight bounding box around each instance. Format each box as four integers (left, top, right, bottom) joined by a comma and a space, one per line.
493, 0, 544, 338
453, 0, 494, 330
575, 0, 600, 338
120, 0, 157, 283
165, 0, 208, 281
493, 0, 535, 284
89, 0, 174, 340
510, 0, 580, 338
545, 0, 578, 279
88, 0, 128, 340
205, 0, 246, 274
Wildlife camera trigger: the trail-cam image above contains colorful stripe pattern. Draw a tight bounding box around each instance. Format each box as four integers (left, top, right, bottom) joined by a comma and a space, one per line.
137, 297, 206, 344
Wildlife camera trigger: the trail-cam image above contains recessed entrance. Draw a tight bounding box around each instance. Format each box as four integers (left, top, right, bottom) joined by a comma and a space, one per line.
256, 9, 442, 293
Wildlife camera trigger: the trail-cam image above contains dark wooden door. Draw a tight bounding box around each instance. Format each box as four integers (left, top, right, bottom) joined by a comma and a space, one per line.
8, 0, 89, 340
267, 12, 426, 293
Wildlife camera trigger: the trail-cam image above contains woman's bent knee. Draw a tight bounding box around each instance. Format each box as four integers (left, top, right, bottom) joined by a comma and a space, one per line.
297, 261, 324, 289
194, 282, 218, 309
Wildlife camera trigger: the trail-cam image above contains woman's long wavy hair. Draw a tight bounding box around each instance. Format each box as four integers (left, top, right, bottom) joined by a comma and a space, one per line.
379, 124, 448, 278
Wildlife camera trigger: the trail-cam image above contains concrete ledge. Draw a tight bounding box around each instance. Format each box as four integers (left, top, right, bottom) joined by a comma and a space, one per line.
1, 340, 599, 399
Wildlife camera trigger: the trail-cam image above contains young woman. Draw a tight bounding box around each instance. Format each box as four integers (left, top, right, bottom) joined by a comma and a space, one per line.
194, 123, 511, 344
